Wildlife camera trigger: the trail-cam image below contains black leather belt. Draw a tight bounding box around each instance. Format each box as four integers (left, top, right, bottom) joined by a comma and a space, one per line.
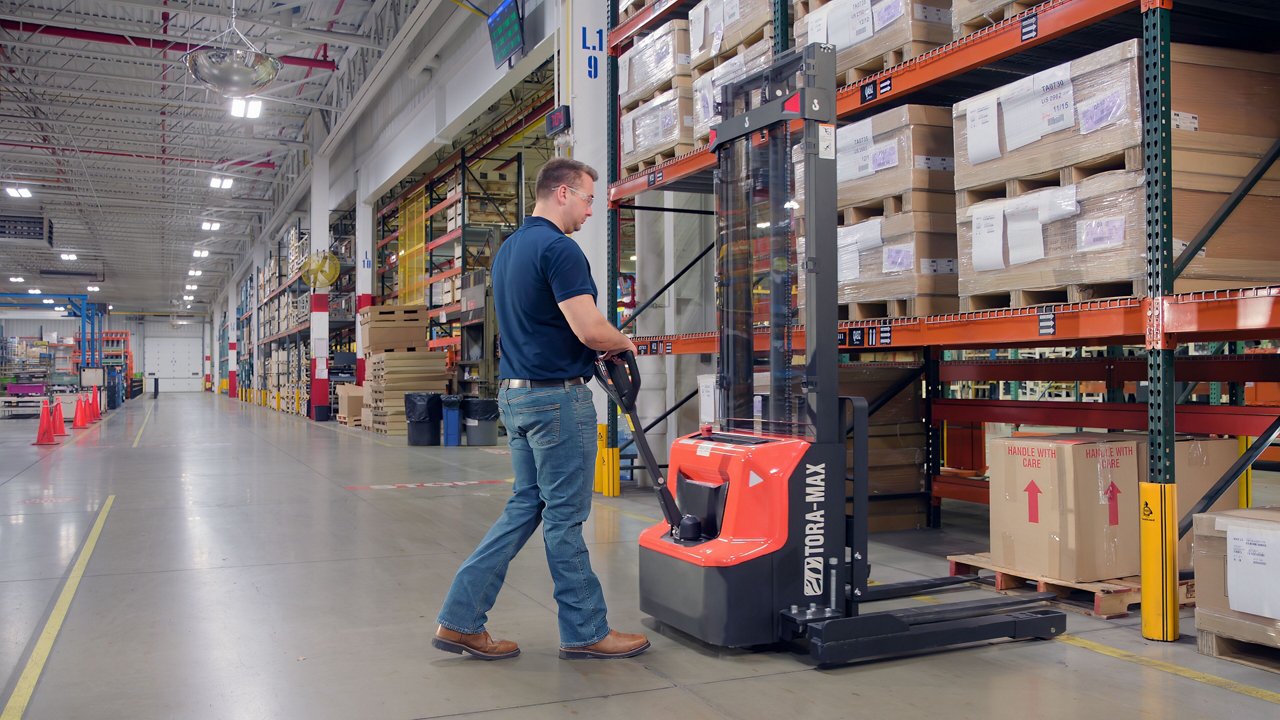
500, 377, 586, 389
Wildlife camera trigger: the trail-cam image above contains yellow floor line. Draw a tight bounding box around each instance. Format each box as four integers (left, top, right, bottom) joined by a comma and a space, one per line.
131, 403, 154, 448
2, 495, 115, 720
1057, 634, 1280, 704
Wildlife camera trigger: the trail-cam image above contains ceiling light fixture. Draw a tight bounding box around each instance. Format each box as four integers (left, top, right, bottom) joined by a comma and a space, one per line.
210, 177, 234, 189
183, 295, 195, 301
186, 284, 199, 290
108, 305, 114, 310
201, 221, 222, 231
87, 285, 100, 292
186, 304, 193, 309
189, 270, 203, 276
193, 249, 210, 258
42, 298, 53, 304
27, 288, 40, 294
9, 276, 23, 282
229, 98, 264, 119
60, 253, 78, 261
182, 0, 282, 98
5, 187, 32, 198
54, 306, 65, 312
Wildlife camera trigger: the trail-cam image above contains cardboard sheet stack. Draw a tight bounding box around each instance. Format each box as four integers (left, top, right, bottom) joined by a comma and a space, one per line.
358, 305, 430, 356
366, 352, 450, 435
953, 40, 1280, 308
835, 105, 958, 318
839, 364, 928, 531
951, 0, 1031, 39
688, 0, 774, 69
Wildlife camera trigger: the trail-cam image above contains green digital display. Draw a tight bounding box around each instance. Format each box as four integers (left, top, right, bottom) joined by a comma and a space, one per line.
487, 0, 524, 68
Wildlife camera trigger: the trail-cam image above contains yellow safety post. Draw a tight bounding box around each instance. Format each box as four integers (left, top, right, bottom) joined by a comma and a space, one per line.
605, 448, 621, 498
1139, 482, 1179, 641
594, 424, 607, 494
1238, 435, 1252, 508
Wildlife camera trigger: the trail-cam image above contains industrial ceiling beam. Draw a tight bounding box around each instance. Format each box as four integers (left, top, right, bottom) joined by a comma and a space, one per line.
0, 16, 340, 71
0, 113, 306, 148
85, 0, 387, 50
0, 140, 278, 169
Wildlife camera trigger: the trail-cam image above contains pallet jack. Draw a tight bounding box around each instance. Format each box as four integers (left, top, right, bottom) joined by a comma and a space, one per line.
595, 43, 1065, 665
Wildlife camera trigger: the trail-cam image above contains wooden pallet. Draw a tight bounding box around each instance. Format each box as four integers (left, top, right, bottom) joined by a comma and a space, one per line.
841, 295, 959, 321
954, 0, 1037, 39
948, 552, 1196, 619
335, 413, 362, 428
1197, 630, 1280, 674
618, 0, 650, 22
839, 191, 956, 225
621, 75, 693, 112
961, 280, 1141, 311
622, 143, 697, 177
956, 147, 1143, 210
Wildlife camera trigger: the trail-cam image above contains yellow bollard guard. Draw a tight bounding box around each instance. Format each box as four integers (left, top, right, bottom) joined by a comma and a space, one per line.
1139, 481, 1179, 641
1238, 435, 1252, 509
594, 424, 607, 494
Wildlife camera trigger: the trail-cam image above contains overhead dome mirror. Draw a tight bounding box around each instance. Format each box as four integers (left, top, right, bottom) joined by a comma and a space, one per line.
183, 48, 281, 98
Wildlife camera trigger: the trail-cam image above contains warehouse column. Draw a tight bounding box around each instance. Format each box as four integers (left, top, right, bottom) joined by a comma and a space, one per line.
227, 292, 237, 399
310, 152, 332, 421
1140, 0, 1178, 642
355, 171, 375, 386
566, 0, 615, 488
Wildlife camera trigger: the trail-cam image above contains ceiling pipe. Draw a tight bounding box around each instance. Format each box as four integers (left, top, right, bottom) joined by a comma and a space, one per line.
0, 141, 277, 169
0, 19, 338, 71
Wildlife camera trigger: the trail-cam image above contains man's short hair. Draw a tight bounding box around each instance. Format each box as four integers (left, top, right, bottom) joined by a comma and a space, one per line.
535, 158, 599, 199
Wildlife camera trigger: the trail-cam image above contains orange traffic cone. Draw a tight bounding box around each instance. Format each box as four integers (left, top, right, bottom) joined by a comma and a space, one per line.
33, 399, 58, 446
90, 388, 101, 422
51, 398, 69, 437
72, 396, 88, 430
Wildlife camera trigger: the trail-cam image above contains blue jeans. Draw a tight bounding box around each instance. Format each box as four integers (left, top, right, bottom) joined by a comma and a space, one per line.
437, 383, 610, 647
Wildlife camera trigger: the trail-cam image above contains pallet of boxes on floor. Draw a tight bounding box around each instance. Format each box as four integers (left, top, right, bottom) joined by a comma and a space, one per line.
950, 433, 1243, 618
952, 40, 1280, 311
358, 305, 451, 437
1192, 508, 1280, 674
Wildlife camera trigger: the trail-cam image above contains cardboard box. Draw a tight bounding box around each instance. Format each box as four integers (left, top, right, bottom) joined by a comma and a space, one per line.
619, 20, 691, 109
1132, 435, 1240, 570
620, 87, 696, 168
795, 0, 951, 81
989, 434, 1141, 582
839, 211, 958, 308
1193, 508, 1280, 646
688, 0, 774, 69
335, 384, 366, 419
990, 433, 1239, 582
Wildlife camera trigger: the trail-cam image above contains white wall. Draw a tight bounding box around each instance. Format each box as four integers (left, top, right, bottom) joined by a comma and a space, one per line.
1, 314, 205, 377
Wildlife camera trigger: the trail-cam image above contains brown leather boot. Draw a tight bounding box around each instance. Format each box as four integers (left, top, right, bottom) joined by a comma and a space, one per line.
432, 625, 520, 660
559, 630, 651, 659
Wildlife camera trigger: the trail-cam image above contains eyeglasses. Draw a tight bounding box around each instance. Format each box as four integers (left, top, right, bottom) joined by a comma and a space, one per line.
564, 185, 594, 205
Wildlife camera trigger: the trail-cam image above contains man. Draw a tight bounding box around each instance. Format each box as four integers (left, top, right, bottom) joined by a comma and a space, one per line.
433, 158, 650, 661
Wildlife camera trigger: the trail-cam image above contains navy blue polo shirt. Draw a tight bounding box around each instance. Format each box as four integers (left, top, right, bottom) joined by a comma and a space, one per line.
493, 216, 598, 380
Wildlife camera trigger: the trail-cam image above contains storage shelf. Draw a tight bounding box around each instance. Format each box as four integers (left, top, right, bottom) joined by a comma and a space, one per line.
258, 320, 311, 347
627, 287, 1280, 354
260, 268, 304, 305
608, 0, 695, 53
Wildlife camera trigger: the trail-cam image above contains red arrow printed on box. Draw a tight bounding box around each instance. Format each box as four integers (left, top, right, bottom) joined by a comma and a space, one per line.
1105, 482, 1121, 526
1024, 480, 1042, 524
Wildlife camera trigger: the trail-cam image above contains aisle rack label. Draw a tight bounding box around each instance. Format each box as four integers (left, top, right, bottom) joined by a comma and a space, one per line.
1021, 12, 1039, 42
1038, 312, 1057, 336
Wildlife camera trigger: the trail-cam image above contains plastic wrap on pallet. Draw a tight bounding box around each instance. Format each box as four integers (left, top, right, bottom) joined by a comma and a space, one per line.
688, 0, 774, 69
952, 40, 1142, 191
692, 39, 773, 140
836, 104, 953, 207
956, 171, 1147, 298
620, 87, 695, 168
837, 212, 957, 311
619, 20, 692, 108
794, 0, 950, 82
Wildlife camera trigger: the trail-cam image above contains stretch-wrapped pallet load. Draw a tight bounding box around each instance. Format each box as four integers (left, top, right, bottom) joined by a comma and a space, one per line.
839, 364, 928, 531
619, 20, 692, 110
692, 38, 773, 141
688, 0, 775, 69
952, 40, 1280, 307
620, 86, 696, 172
794, 0, 951, 83
835, 105, 957, 318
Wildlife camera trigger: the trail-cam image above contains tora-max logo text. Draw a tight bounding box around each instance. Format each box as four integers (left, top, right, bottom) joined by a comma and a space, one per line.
803, 463, 825, 596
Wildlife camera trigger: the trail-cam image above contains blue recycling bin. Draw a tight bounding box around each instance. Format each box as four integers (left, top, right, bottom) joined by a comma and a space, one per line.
441, 395, 462, 446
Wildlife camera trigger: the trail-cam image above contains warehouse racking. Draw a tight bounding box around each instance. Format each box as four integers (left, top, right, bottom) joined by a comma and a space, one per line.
605, 0, 1280, 641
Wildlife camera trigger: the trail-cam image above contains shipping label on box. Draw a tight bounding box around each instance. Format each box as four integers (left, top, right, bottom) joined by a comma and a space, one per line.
1226, 523, 1280, 620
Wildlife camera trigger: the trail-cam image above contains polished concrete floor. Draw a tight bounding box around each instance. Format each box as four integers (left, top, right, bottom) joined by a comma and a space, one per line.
1, 393, 1277, 719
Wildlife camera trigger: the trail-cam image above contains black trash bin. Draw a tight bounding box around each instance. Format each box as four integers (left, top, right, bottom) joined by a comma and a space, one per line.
462, 398, 500, 446
405, 392, 442, 446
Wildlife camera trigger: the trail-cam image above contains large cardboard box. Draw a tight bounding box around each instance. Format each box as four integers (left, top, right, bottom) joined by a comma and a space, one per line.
1193, 508, 1280, 647
620, 87, 696, 169
619, 20, 691, 109
837, 105, 955, 208
795, 0, 951, 82
990, 433, 1239, 581
335, 384, 366, 419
